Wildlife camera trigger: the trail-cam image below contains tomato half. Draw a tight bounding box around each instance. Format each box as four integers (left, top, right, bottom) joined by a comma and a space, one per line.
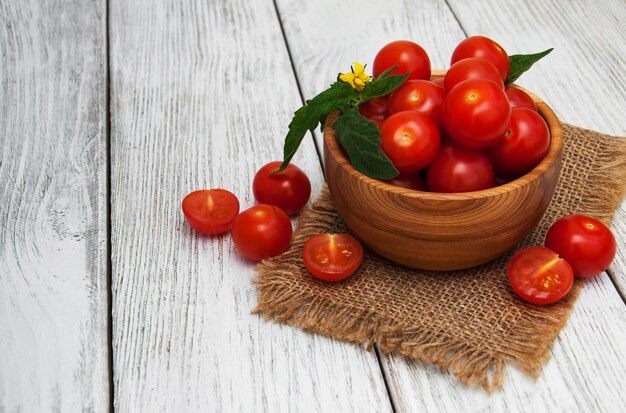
545, 214, 617, 278
231, 204, 292, 261
373, 40, 431, 81
380, 111, 440, 174
486, 107, 550, 175
384, 172, 425, 191
505, 87, 537, 111
508, 246, 574, 305
359, 96, 389, 121
444, 58, 504, 92
443, 79, 511, 149
303, 234, 364, 282
387, 80, 445, 127
253, 161, 311, 215
426, 144, 494, 193
450, 36, 510, 81
182, 189, 240, 235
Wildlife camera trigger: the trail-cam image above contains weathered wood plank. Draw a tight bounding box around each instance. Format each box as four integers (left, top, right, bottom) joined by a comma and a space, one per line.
276, 0, 626, 411
108, 0, 392, 411
0, 0, 109, 412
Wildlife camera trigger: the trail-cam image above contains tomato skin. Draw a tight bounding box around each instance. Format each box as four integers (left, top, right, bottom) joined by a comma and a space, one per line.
380, 111, 440, 174
545, 215, 617, 278
430, 76, 445, 88
427, 144, 494, 193
373, 40, 431, 81
451, 36, 510, 81
231, 204, 292, 261
384, 172, 425, 191
444, 58, 504, 92
359, 96, 388, 121
508, 246, 574, 305
486, 108, 550, 175
505, 87, 537, 111
253, 161, 311, 215
387, 80, 445, 127
303, 234, 363, 282
443, 79, 511, 149
182, 189, 240, 235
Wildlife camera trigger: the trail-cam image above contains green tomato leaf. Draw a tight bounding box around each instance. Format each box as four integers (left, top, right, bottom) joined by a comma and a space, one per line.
305, 80, 358, 118
360, 72, 408, 101
273, 105, 319, 174
333, 110, 399, 179
506, 48, 553, 85
376, 65, 399, 79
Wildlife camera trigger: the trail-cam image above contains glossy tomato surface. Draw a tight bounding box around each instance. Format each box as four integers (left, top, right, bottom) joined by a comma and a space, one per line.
380, 111, 440, 174
373, 40, 431, 81
182, 189, 239, 235
303, 234, 363, 282
253, 161, 311, 215
545, 214, 617, 278
450, 36, 510, 81
443, 79, 511, 149
486, 108, 550, 175
444, 58, 504, 92
426, 144, 494, 193
231, 204, 292, 261
505, 87, 537, 111
359, 96, 388, 121
387, 80, 445, 127
384, 172, 425, 191
508, 246, 574, 305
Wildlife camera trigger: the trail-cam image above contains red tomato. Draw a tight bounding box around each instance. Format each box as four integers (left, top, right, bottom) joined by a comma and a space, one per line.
545, 215, 617, 278
384, 172, 425, 191
505, 87, 537, 111
253, 161, 311, 215
427, 144, 494, 193
486, 108, 550, 175
380, 111, 440, 174
303, 234, 363, 282
430, 76, 445, 88
359, 96, 388, 121
443, 79, 511, 149
182, 189, 239, 235
231, 204, 292, 261
451, 36, 510, 81
387, 80, 445, 127
444, 58, 504, 92
508, 246, 574, 305
373, 40, 431, 81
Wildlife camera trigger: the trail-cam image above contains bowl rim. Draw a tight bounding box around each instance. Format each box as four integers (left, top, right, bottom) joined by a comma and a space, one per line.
323, 70, 563, 201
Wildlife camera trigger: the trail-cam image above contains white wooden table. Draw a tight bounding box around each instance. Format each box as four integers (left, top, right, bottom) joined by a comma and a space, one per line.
1, 0, 625, 411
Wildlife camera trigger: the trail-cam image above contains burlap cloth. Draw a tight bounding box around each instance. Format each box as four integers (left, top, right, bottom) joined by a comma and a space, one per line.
254, 124, 626, 391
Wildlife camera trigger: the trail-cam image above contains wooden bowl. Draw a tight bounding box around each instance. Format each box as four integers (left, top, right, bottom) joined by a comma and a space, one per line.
323, 72, 563, 271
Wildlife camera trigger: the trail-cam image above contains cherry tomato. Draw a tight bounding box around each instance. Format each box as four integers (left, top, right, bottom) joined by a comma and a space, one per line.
508, 246, 574, 305
182, 189, 239, 235
384, 172, 425, 191
451, 36, 510, 81
427, 144, 494, 193
303, 234, 363, 282
359, 96, 388, 121
387, 80, 445, 127
380, 111, 440, 174
505, 87, 537, 111
444, 58, 504, 92
253, 161, 311, 215
545, 214, 617, 278
443, 79, 511, 149
486, 108, 550, 175
430, 76, 445, 88
231, 204, 292, 261
373, 40, 431, 81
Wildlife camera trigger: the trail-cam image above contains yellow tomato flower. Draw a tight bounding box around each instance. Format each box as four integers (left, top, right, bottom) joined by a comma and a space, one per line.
339, 62, 371, 91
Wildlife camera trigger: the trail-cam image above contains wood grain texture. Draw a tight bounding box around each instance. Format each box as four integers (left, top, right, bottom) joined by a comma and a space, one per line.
0, 0, 109, 412
108, 0, 392, 411
276, 0, 626, 411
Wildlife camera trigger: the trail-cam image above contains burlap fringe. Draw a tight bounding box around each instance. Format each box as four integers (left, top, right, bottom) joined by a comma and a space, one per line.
253, 129, 626, 393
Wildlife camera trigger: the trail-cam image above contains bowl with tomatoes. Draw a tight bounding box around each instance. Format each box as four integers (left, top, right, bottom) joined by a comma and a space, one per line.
324, 69, 563, 271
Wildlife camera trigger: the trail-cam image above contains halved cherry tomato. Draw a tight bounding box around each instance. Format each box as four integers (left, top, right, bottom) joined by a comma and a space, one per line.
359, 96, 388, 121
373, 40, 431, 81
253, 161, 311, 215
505, 87, 537, 111
303, 234, 364, 282
384, 172, 425, 191
451, 36, 510, 81
426, 144, 494, 193
231, 204, 292, 261
444, 58, 504, 92
182, 189, 240, 235
387, 80, 445, 127
508, 246, 574, 305
545, 214, 617, 278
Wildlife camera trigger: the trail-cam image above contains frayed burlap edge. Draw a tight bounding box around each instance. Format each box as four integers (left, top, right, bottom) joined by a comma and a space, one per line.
253, 127, 626, 392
